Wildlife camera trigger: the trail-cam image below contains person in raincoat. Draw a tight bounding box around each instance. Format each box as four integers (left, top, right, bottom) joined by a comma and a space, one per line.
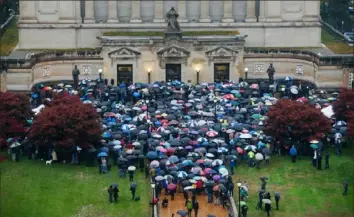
247, 151, 255, 167
186, 199, 193, 217
334, 132, 342, 155
240, 187, 248, 200
289, 145, 297, 163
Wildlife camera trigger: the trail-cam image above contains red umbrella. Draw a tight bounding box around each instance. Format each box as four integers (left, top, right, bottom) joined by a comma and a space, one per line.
237, 147, 244, 154
167, 148, 176, 153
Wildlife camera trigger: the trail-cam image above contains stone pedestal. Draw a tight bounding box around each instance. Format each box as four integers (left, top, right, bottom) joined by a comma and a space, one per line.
164, 31, 182, 40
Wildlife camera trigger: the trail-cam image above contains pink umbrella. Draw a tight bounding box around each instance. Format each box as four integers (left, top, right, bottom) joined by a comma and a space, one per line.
237, 147, 244, 154
204, 168, 212, 175
206, 131, 218, 137
141, 105, 147, 111
197, 159, 205, 164
160, 148, 167, 153
167, 148, 176, 153
167, 184, 177, 191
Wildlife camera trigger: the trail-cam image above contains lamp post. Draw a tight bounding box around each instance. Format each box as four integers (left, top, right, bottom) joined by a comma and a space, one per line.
214, 98, 218, 122
196, 69, 200, 84
147, 69, 151, 83
98, 68, 103, 82
237, 182, 242, 217
244, 67, 249, 81
151, 183, 156, 217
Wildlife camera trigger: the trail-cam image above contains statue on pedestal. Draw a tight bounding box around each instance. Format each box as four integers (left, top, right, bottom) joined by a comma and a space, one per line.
166, 7, 180, 32
267, 63, 275, 84
72, 65, 80, 90
165, 7, 182, 39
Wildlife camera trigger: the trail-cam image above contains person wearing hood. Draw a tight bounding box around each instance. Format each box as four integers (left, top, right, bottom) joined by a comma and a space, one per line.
289, 145, 297, 163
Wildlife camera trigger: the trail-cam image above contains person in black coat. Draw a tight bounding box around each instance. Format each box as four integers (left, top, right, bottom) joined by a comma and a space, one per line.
193, 200, 199, 217
325, 152, 330, 169
241, 204, 248, 217
265, 203, 271, 217
275, 192, 280, 210
108, 185, 113, 203
113, 186, 119, 202
317, 152, 322, 170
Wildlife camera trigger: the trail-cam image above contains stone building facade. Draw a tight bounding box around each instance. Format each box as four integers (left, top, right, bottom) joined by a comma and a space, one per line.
18, 1, 321, 49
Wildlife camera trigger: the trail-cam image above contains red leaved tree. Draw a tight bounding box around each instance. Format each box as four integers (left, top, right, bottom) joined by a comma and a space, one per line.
28, 95, 102, 149
346, 111, 354, 139
333, 88, 354, 121
0, 92, 32, 138
264, 99, 331, 146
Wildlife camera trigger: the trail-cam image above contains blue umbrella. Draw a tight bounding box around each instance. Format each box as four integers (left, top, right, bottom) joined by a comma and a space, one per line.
99, 147, 109, 153
182, 160, 194, 166
102, 132, 111, 139
147, 151, 158, 159
168, 155, 179, 164
31, 93, 39, 99
97, 152, 108, 158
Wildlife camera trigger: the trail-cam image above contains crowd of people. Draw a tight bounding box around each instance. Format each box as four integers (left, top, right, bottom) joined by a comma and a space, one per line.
2, 75, 351, 217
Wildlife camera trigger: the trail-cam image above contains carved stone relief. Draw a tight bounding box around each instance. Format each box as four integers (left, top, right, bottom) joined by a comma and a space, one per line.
205, 46, 238, 65
41, 66, 51, 77
254, 64, 264, 73
81, 65, 92, 75
157, 44, 190, 68
296, 65, 304, 75
108, 47, 141, 67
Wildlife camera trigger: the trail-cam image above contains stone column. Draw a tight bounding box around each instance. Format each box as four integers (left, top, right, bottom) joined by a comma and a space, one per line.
258, 0, 266, 22
131, 1, 142, 23
222, 1, 233, 22
107, 0, 118, 23
153, 1, 164, 22
85, 0, 95, 23
245, 0, 256, 22
200, 0, 211, 22
178, 0, 187, 22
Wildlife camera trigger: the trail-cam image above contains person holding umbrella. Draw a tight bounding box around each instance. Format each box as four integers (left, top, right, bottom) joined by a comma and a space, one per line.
128, 165, 136, 182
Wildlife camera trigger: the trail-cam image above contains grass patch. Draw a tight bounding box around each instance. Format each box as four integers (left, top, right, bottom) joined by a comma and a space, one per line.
0, 158, 150, 217
233, 146, 354, 217
103, 30, 240, 37
0, 17, 19, 56
321, 28, 353, 54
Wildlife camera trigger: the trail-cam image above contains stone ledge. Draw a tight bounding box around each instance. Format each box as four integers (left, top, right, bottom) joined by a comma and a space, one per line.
17, 21, 322, 29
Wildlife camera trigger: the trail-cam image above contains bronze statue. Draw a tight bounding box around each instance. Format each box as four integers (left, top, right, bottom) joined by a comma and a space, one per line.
267, 63, 275, 84
72, 65, 80, 90
166, 7, 180, 32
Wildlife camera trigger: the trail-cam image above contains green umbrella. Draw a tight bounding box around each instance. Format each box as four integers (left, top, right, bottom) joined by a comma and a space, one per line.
310, 144, 319, 149
251, 114, 262, 119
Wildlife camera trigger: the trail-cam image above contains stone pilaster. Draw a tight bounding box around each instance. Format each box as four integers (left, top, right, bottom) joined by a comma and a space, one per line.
222, 1, 234, 22
178, 0, 188, 22
0, 71, 7, 92
258, 0, 266, 22
200, 0, 211, 22
107, 0, 118, 23
153, 1, 164, 22
85, 0, 95, 23
245, 0, 257, 22
131, 1, 142, 23
265, 1, 282, 22
19, 1, 37, 23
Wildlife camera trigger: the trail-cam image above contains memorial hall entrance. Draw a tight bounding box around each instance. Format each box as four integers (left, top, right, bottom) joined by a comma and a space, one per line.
166, 64, 181, 82
117, 64, 133, 85
214, 63, 230, 83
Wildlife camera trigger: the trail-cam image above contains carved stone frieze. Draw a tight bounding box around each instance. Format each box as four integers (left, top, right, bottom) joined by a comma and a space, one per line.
205, 46, 238, 65
157, 44, 190, 67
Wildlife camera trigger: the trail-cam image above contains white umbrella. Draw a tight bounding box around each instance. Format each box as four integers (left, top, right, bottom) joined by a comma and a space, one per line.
114, 145, 122, 149
155, 176, 165, 181
128, 166, 136, 171
239, 133, 252, 139
10, 142, 21, 148
206, 153, 215, 158
255, 153, 264, 161
219, 167, 229, 176
262, 199, 272, 204
189, 179, 197, 184
112, 140, 121, 145
290, 88, 298, 94
212, 159, 223, 166
184, 186, 195, 190
150, 160, 160, 168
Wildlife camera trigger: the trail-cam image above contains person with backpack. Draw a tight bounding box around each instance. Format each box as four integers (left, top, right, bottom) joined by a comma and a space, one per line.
186, 199, 193, 217
241, 204, 248, 217
193, 199, 199, 217
275, 192, 280, 210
